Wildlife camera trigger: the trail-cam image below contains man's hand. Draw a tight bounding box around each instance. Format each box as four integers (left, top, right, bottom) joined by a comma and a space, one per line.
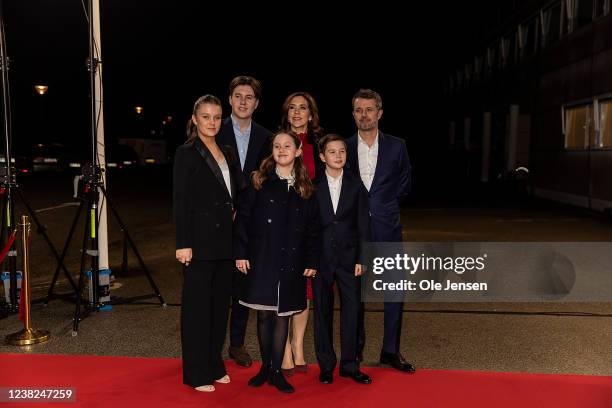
304, 269, 317, 277
355, 264, 363, 277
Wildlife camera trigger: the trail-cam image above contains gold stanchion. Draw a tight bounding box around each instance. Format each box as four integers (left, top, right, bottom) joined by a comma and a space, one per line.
6, 215, 50, 345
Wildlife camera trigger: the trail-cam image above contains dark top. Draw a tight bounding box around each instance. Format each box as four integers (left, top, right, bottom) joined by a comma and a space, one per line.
316, 171, 371, 271
173, 137, 245, 260
233, 172, 320, 313
346, 131, 411, 242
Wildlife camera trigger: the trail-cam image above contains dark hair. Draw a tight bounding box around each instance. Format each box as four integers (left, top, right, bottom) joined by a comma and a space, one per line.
280, 91, 323, 145
318, 133, 347, 153
252, 130, 314, 199
351, 89, 383, 110
228, 76, 262, 100
185, 95, 222, 143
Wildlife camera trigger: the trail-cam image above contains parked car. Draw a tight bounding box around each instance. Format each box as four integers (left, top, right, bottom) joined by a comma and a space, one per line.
105, 144, 139, 170
30, 143, 67, 173
0, 154, 31, 176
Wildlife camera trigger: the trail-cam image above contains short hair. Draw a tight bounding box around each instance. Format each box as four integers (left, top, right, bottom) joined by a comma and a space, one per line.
352, 88, 383, 110
228, 76, 262, 100
318, 134, 347, 153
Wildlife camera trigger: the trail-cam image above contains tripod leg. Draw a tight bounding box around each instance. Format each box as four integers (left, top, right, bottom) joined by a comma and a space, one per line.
72, 198, 92, 334
46, 201, 84, 304
3, 189, 18, 312
100, 186, 166, 306
121, 231, 128, 275
15, 188, 78, 292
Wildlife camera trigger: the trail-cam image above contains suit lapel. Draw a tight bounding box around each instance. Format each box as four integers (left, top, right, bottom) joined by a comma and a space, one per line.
221, 145, 242, 200
317, 177, 335, 218
349, 135, 361, 179
194, 138, 231, 198
244, 123, 262, 173
369, 132, 385, 191
334, 172, 350, 216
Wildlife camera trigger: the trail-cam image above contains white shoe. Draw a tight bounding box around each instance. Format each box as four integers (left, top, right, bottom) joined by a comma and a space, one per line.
215, 375, 230, 384
195, 385, 215, 392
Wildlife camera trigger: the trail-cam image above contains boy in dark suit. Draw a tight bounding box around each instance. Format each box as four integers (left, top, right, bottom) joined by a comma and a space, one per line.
217, 76, 272, 367
313, 134, 372, 385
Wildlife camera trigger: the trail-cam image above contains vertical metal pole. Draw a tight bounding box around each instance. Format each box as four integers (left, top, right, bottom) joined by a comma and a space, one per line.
0, 0, 17, 312
91, 0, 109, 271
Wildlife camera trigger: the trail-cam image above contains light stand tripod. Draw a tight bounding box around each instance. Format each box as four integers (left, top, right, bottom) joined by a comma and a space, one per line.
0, 0, 77, 315
44, 0, 165, 335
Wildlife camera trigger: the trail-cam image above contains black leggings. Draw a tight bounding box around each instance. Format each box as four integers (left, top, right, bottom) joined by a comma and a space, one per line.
256, 310, 290, 370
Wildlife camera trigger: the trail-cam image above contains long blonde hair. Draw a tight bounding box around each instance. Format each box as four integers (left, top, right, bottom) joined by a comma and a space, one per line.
252, 131, 314, 199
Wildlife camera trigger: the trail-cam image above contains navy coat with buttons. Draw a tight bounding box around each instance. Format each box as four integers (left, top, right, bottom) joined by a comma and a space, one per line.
233, 172, 320, 314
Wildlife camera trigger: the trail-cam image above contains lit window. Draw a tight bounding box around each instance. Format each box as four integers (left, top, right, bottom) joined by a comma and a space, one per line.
598, 99, 612, 148
564, 104, 595, 149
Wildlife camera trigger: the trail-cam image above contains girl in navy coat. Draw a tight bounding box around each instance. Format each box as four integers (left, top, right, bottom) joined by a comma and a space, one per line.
234, 130, 319, 393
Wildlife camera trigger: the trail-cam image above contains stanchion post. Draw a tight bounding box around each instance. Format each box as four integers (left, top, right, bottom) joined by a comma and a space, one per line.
5, 215, 50, 345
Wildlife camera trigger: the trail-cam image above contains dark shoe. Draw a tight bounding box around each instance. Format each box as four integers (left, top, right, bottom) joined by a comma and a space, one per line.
269, 369, 295, 393
281, 367, 294, 377
248, 365, 270, 387
339, 369, 372, 384
379, 352, 416, 373
229, 345, 252, 367
319, 370, 334, 384
294, 363, 308, 373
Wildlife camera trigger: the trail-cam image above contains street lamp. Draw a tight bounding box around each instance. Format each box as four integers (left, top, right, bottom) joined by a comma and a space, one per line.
135, 106, 143, 114
34, 85, 48, 95
34, 85, 48, 141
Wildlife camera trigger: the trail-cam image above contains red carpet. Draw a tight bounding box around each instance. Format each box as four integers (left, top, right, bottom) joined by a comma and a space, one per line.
0, 353, 611, 407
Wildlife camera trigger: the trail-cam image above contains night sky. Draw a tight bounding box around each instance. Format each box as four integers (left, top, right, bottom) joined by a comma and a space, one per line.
2, 1, 488, 184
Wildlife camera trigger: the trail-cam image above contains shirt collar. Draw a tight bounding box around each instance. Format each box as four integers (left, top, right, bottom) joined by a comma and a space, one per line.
325, 169, 343, 184
230, 114, 252, 135
357, 131, 379, 147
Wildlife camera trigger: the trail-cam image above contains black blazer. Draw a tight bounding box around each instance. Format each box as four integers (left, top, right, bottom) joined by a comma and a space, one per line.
217, 117, 272, 185
173, 137, 245, 260
316, 171, 370, 272
233, 172, 320, 314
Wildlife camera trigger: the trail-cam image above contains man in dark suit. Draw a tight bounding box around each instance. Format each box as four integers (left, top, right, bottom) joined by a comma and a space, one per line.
346, 89, 415, 373
314, 134, 372, 385
216, 76, 272, 367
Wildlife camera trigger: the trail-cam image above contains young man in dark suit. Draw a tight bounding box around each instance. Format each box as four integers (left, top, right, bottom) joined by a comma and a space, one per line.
314, 134, 372, 385
346, 89, 415, 373
216, 76, 272, 367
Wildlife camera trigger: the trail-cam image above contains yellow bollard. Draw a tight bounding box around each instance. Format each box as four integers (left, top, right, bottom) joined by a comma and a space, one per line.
5, 215, 50, 346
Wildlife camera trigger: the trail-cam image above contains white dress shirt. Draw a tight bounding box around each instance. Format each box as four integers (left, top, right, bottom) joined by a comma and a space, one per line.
326, 169, 343, 214
357, 131, 379, 191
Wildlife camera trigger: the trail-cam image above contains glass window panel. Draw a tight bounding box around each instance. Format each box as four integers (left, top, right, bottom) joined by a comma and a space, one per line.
565, 105, 589, 149
600, 100, 612, 148
594, 0, 606, 17
576, 0, 594, 28
549, 4, 562, 42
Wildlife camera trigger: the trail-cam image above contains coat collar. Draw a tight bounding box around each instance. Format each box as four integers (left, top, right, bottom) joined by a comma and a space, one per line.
193, 137, 232, 199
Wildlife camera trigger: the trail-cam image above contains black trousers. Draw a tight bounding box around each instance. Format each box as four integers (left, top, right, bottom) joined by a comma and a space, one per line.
313, 266, 361, 373
358, 301, 404, 355
181, 259, 232, 387
229, 269, 250, 347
